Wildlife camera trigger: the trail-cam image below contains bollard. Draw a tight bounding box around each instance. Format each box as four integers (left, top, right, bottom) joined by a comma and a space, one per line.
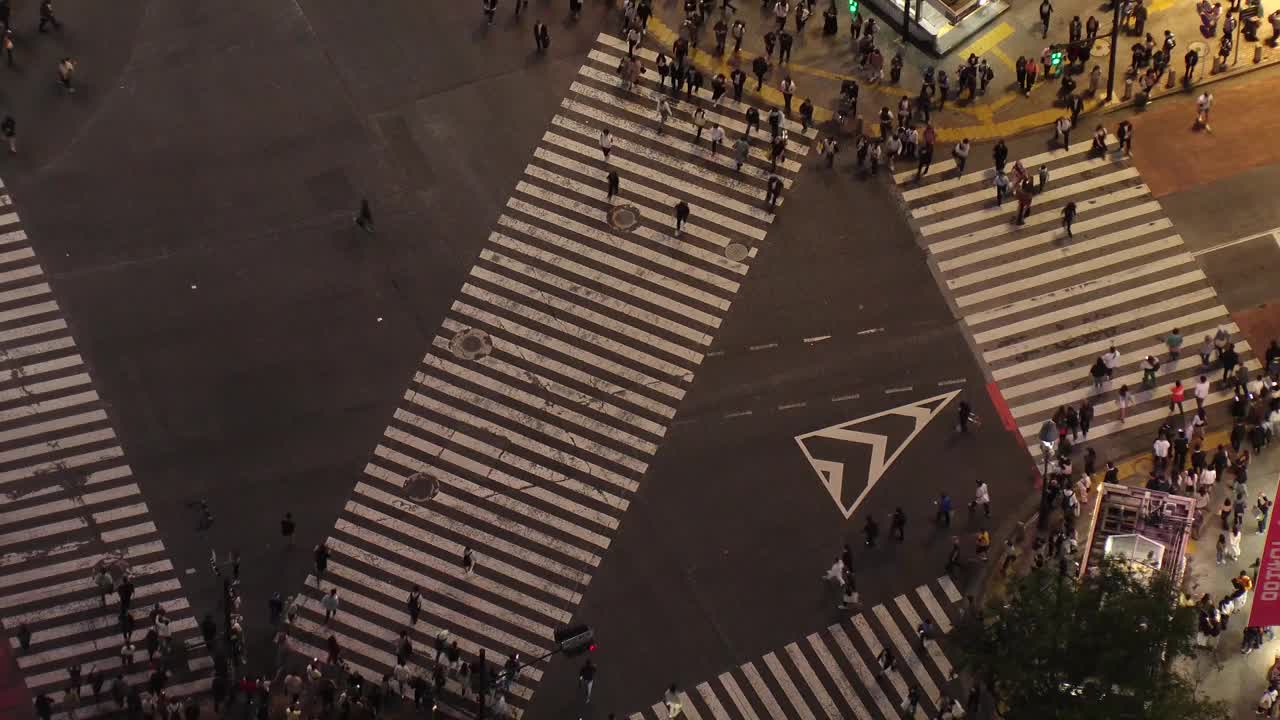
1166, 68, 1175, 88
1123, 76, 1134, 100
1256, 45, 1265, 62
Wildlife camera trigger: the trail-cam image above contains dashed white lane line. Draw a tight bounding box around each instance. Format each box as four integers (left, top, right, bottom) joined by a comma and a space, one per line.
803, 335, 832, 344
724, 410, 754, 419
777, 402, 808, 410
856, 327, 884, 335
749, 343, 780, 351
937, 378, 967, 386
707, 350, 725, 357
884, 386, 913, 394
831, 393, 861, 402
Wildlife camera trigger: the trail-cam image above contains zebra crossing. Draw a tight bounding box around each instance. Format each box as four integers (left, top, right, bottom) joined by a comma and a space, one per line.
892, 142, 1261, 457
0, 186, 211, 717
627, 576, 966, 720
287, 32, 816, 717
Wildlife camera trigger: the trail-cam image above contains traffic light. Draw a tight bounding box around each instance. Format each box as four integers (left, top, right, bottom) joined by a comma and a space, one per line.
554, 624, 596, 657
848, 0, 858, 15
1049, 49, 1064, 68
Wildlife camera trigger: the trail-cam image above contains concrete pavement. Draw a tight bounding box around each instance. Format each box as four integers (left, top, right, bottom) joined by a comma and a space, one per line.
644, 0, 1280, 140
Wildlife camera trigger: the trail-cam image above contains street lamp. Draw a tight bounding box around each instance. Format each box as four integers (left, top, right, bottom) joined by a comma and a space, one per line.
1105, 0, 1121, 101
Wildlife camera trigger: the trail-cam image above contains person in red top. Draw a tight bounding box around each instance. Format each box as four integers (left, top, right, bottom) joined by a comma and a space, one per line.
1170, 380, 1186, 416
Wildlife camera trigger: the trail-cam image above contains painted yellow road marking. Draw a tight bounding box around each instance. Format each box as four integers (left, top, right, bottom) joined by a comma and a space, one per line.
990, 46, 1017, 71
957, 21, 1014, 60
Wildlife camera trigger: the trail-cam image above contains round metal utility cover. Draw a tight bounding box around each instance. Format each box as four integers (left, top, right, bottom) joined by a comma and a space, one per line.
725, 243, 749, 262
404, 471, 441, 503
608, 204, 641, 232
450, 327, 493, 360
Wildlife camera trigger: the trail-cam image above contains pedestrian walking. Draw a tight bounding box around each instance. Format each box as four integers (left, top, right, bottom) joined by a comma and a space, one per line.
95, 567, 114, 607
732, 19, 746, 53
407, 585, 422, 625
1, 115, 15, 155
765, 175, 784, 210
838, 567, 859, 609
864, 515, 879, 548
1038, 164, 1049, 193
38, 0, 60, 32
994, 171, 1009, 205
780, 75, 795, 113
1015, 179, 1033, 225
731, 67, 746, 100
313, 543, 329, 585
1040, 0, 1053, 37
656, 96, 672, 133
779, 30, 793, 63
462, 546, 476, 575
944, 536, 963, 575
534, 21, 550, 51
975, 527, 991, 561
1196, 92, 1213, 129
1061, 201, 1077, 238
606, 170, 620, 201
17, 623, 30, 653
1117, 120, 1134, 156
599, 129, 612, 160
952, 138, 970, 174
663, 684, 684, 718
753, 55, 770, 91
1055, 115, 1072, 149
936, 492, 953, 526
823, 136, 839, 167
916, 142, 933, 179
970, 480, 991, 517
573, 658, 596, 702
280, 512, 295, 547
321, 588, 340, 623
674, 199, 690, 235
875, 648, 896, 678
354, 198, 374, 233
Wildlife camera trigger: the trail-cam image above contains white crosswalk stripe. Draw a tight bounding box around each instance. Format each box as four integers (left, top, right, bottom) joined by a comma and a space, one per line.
288, 33, 815, 717
0, 190, 209, 717
894, 145, 1259, 457
628, 578, 962, 720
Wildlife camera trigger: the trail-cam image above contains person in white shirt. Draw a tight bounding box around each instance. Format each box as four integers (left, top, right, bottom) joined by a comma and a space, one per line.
664, 683, 684, 718
1193, 375, 1210, 410
1153, 436, 1171, 473
1101, 345, 1120, 379
1199, 465, 1217, 488
970, 479, 991, 517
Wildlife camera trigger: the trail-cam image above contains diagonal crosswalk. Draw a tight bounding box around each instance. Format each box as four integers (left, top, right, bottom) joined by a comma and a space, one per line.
287, 32, 817, 717
0, 188, 211, 718
627, 576, 965, 720
892, 142, 1260, 457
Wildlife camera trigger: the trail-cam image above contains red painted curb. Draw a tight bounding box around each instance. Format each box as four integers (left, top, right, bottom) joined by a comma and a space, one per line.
986, 381, 1018, 433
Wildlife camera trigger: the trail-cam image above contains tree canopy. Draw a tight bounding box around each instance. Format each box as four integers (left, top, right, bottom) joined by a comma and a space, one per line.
953, 557, 1228, 720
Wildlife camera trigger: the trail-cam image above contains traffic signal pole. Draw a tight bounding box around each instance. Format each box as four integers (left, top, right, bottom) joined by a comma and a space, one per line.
901, 0, 910, 42
1105, 0, 1121, 101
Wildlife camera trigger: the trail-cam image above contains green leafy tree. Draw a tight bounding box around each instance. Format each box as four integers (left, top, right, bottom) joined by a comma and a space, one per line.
954, 557, 1228, 720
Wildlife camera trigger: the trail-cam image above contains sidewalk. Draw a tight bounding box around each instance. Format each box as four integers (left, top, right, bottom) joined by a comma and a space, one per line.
980, 424, 1280, 717
645, 0, 1280, 141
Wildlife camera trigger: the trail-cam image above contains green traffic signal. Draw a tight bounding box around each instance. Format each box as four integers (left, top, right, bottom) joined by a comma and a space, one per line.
848, 0, 858, 14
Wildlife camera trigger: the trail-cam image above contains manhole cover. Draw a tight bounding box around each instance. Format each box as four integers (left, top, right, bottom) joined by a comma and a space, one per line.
449, 328, 493, 360
404, 471, 441, 503
725, 243, 749, 261
608, 204, 641, 231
